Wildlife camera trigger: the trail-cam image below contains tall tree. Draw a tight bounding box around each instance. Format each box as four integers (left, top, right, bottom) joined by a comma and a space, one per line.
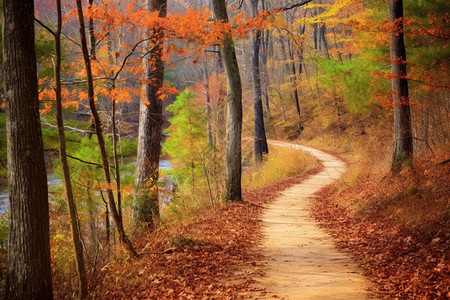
75, 0, 137, 257
260, 0, 271, 116
3, 0, 53, 298
388, 0, 413, 170
54, 0, 88, 297
134, 0, 167, 226
212, 0, 243, 201
250, 0, 269, 165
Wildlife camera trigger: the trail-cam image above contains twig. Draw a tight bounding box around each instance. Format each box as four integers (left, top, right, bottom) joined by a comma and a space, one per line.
41, 117, 96, 135
412, 136, 435, 156
34, 17, 55, 37
0, 159, 7, 171
438, 158, 450, 165
45, 148, 115, 169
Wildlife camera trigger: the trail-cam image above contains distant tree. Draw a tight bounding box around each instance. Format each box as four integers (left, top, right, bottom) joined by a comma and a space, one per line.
388, 0, 413, 170
212, 0, 243, 201
3, 0, 53, 298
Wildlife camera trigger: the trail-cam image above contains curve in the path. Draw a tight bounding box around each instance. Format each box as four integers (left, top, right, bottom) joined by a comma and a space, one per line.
254, 141, 377, 299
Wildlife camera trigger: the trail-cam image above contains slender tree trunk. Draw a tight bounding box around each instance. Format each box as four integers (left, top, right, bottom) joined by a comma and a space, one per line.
288, 39, 303, 135
75, 0, 137, 257
112, 100, 123, 221
54, 1, 88, 298
388, 0, 413, 170
134, 0, 167, 227
251, 0, 269, 165
203, 64, 214, 146
107, 30, 123, 222
88, 0, 95, 57
3, 1, 53, 298
212, 0, 243, 202
280, 38, 290, 75
260, 32, 271, 116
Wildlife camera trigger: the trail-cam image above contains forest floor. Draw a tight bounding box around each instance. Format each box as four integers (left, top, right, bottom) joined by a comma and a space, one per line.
91, 145, 325, 299
91, 141, 449, 299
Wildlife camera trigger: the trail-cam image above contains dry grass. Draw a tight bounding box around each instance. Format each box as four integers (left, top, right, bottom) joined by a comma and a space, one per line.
242, 146, 317, 190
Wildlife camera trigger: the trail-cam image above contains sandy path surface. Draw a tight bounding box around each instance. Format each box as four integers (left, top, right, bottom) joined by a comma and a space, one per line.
251, 141, 378, 299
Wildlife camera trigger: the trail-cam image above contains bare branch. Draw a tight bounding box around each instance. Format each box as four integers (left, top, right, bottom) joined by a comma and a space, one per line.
45, 148, 115, 169
41, 117, 95, 135
277, 0, 314, 12
111, 37, 158, 85
0, 159, 7, 171
34, 17, 56, 37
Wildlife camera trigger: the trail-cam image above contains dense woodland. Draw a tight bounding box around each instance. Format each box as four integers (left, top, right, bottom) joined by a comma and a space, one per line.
0, 0, 448, 299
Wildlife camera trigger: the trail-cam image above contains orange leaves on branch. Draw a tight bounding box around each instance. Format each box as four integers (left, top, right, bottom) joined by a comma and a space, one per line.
105, 88, 132, 103
56, 0, 275, 115
157, 84, 179, 101
94, 182, 117, 192
41, 103, 53, 115
39, 87, 56, 102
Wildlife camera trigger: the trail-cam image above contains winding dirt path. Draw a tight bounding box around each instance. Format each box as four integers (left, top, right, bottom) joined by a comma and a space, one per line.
251, 141, 378, 299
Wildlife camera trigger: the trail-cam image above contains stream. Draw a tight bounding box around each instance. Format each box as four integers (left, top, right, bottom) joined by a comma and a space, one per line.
0, 160, 172, 214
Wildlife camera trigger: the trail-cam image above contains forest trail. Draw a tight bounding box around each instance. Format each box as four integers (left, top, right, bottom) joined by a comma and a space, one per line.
250, 141, 378, 299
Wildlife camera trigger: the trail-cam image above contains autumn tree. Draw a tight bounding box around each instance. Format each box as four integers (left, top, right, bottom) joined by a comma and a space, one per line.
388, 0, 413, 170
75, 0, 137, 257
134, 0, 168, 227
3, 0, 53, 298
54, 0, 88, 297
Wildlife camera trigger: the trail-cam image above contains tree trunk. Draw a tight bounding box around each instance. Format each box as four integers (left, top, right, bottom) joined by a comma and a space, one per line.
134, 0, 167, 226
107, 29, 123, 223
388, 0, 413, 170
260, 0, 271, 116
212, 0, 243, 202
203, 64, 214, 146
251, 0, 269, 165
75, 0, 137, 257
288, 39, 303, 135
54, 0, 88, 298
88, 0, 95, 58
3, 1, 53, 298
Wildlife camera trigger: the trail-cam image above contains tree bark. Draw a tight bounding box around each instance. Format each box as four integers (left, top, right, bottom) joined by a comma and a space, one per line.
54, 0, 88, 298
75, 0, 137, 257
260, 0, 271, 116
134, 0, 167, 226
212, 0, 243, 202
3, 0, 53, 298
88, 0, 95, 58
388, 0, 413, 170
251, 0, 269, 165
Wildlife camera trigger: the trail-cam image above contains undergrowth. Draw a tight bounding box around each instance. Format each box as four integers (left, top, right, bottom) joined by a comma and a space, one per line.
86, 143, 320, 299
242, 145, 317, 190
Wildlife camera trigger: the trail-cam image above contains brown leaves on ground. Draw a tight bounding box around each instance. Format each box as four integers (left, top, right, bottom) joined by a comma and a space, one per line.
312, 151, 450, 299
91, 166, 322, 299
